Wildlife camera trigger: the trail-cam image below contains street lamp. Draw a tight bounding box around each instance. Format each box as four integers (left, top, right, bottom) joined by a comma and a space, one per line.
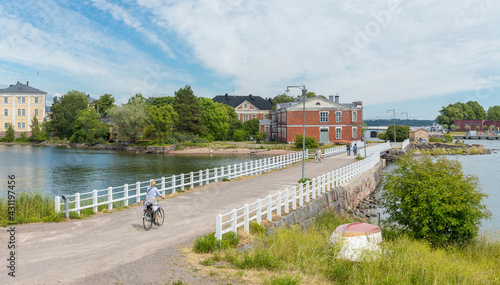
286, 84, 307, 181
387, 109, 396, 143
401, 112, 409, 140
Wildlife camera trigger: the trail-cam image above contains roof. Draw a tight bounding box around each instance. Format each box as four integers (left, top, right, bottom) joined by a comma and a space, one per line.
409, 128, 429, 133
213, 94, 273, 110
0, 81, 46, 94
275, 96, 359, 111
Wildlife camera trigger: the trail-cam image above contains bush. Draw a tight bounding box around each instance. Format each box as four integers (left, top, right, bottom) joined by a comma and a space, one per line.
249, 221, 267, 235
428, 137, 443, 143
443, 133, 453, 143
193, 232, 240, 253
233, 129, 248, 141
382, 155, 491, 246
293, 134, 318, 149
5, 123, 15, 142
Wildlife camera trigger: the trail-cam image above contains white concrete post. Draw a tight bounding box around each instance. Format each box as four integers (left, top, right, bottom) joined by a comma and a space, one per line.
256, 199, 262, 224
215, 214, 222, 241
55, 196, 60, 213
277, 192, 282, 216
199, 170, 203, 186
267, 195, 272, 221
108, 187, 113, 210
221, 167, 225, 180
244, 204, 249, 233
190, 172, 194, 188
239, 163, 243, 178
284, 188, 289, 214
136, 182, 141, 203
231, 208, 237, 233
93, 189, 98, 213
318, 176, 323, 196
215, 168, 218, 182
292, 186, 297, 210
181, 173, 185, 190
124, 184, 129, 207
172, 175, 176, 193
306, 180, 311, 203
299, 184, 304, 206
312, 179, 316, 200
75, 193, 80, 215
161, 177, 166, 194
206, 169, 210, 183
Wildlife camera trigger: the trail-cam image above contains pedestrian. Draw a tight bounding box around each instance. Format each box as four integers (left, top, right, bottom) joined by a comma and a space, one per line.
316, 147, 323, 163
353, 143, 358, 156
346, 143, 351, 156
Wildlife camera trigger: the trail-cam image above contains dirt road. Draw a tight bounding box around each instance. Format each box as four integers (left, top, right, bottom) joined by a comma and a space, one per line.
2, 152, 357, 284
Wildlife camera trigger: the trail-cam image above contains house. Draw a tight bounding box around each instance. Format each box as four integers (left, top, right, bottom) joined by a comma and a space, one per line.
268, 95, 363, 143
409, 128, 429, 142
453, 119, 500, 132
0, 81, 47, 137
213, 93, 273, 123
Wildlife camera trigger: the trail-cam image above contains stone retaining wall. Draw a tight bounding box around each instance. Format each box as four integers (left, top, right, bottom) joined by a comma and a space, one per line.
268, 160, 385, 234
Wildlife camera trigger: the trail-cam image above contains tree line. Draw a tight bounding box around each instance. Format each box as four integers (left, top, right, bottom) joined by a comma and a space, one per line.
436, 101, 500, 127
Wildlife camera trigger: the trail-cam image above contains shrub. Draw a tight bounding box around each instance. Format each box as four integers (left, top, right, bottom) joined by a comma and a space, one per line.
443, 133, 453, 143
193, 233, 219, 253
293, 134, 318, 149
428, 137, 443, 143
382, 155, 491, 246
264, 274, 301, 285
233, 129, 248, 141
5, 123, 15, 142
249, 221, 267, 235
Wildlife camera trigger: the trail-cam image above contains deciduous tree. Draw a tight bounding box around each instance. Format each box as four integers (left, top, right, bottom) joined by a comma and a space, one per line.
30, 115, 46, 142
94, 93, 115, 117
143, 104, 178, 144
49, 90, 89, 138
487, 105, 500, 121
70, 108, 109, 145
199, 98, 230, 141
108, 98, 148, 144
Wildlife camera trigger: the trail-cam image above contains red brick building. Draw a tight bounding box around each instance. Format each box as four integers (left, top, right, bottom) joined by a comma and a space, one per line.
264, 95, 363, 143
454, 119, 500, 131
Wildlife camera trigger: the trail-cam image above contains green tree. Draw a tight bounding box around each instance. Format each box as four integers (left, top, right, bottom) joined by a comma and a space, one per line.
243, 119, 260, 137
271, 93, 295, 110
254, 130, 267, 142
450, 124, 455, 131
436, 101, 487, 126
49, 90, 89, 138
487, 105, 500, 121
173, 85, 206, 135
222, 104, 243, 139
443, 133, 453, 143
465, 124, 470, 132
94, 93, 115, 117
30, 115, 46, 142
232, 129, 247, 141
108, 98, 148, 144
456, 125, 461, 131
377, 125, 409, 142
143, 104, 178, 144
127, 93, 150, 106
382, 155, 490, 245
70, 108, 109, 145
151, 96, 176, 107
293, 134, 319, 149
199, 98, 230, 141
5, 123, 15, 142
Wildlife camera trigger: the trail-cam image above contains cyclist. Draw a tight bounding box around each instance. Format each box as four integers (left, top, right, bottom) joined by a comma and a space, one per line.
143, 180, 165, 225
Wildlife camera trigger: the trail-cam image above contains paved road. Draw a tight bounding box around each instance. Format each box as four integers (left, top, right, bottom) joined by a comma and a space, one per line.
2, 151, 359, 284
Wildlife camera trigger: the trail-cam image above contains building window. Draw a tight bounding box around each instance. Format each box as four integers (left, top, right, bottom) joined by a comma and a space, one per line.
243, 114, 249, 122
353, 127, 357, 139
320, 112, 329, 123
352, 111, 357, 122
4, 109, 7, 116
336, 111, 341, 123
17, 97, 26, 104
252, 114, 256, 119
3, 97, 8, 104
265, 126, 269, 133
18, 109, 26, 116
4, 123, 8, 129
35, 97, 39, 104
35, 109, 39, 116
244, 104, 247, 109
336, 127, 342, 139
17, 122, 25, 129
273, 126, 277, 132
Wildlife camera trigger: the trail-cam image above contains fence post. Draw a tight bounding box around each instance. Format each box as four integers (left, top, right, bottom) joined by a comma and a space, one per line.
181, 173, 185, 190
292, 186, 297, 210
306, 180, 310, 203
318, 176, 323, 196
277, 192, 282, 216
190, 172, 194, 188
267, 195, 272, 221
244, 204, 249, 233
231, 208, 237, 233
299, 184, 304, 206
215, 167, 218, 182
206, 169, 210, 183
93, 189, 98, 213
257, 199, 262, 224
55, 196, 61, 213
161, 177, 166, 195
239, 163, 243, 178
75, 193, 80, 215
284, 188, 289, 214
136, 182, 141, 203
172, 175, 176, 193
108, 187, 113, 210
199, 170, 203, 186
312, 179, 316, 200
215, 214, 222, 241
124, 184, 129, 207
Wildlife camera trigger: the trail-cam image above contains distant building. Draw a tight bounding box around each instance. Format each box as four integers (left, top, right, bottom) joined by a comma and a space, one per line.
409, 128, 429, 142
269, 95, 363, 143
213, 94, 273, 123
0, 81, 47, 137
454, 119, 500, 132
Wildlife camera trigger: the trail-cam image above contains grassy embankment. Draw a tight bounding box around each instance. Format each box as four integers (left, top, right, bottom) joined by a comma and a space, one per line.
191, 212, 500, 285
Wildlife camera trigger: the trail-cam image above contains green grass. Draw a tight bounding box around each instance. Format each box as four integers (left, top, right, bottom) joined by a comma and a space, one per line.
415, 147, 485, 156
0, 191, 64, 226
196, 211, 500, 284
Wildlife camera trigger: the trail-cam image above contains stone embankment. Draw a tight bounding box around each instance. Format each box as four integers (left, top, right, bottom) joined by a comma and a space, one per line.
411, 142, 492, 155
348, 188, 382, 224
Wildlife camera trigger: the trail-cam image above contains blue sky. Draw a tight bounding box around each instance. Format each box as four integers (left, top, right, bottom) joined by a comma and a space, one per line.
1, 0, 499, 120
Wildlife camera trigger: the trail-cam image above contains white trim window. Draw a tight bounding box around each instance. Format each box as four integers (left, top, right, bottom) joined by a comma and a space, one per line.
320, 112, 329, 123
3, 97, 8, 104
35, 97, 39, 104
336, 111, 342, 123
352, 111, 357, 122
336, 127, 342, 139
18, 109, 26, 116
4, 122, 8, 129
17, 97, 26, 104
4, 109, 8, 116
252, 114, 256, 119
35, 109, 39, 116
353, 127, 357, 139
17, 122, 26, 129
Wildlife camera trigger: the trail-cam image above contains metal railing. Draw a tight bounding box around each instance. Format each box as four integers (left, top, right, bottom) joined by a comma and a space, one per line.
215, 151, 381, 240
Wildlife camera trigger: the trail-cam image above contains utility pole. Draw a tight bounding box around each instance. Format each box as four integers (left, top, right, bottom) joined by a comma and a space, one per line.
387, 109, 396, 143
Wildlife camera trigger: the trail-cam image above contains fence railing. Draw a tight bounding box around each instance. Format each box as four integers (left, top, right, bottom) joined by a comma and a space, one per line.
215, 151, 381, 240
402, 139, 410, 150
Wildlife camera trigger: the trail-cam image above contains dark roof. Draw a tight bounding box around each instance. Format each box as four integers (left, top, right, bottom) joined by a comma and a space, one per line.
213, 94, 273, 110
0, 81, 46, 94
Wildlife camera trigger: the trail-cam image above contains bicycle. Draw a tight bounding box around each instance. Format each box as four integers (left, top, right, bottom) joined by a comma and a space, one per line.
143, 203, 165, 231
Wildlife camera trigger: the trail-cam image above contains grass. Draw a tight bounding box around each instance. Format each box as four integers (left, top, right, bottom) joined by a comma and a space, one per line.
191, 211, 500, 284
414, 146, 485, 156
0, 191, 64, 226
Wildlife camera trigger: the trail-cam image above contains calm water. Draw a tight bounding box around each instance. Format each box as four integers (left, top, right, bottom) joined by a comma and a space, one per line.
379, 139, 500, 232
0, 145, 255, 197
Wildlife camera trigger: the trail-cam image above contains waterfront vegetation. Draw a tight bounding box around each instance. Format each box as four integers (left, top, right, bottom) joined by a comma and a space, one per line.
0, 191, 64, 226
191, 212, 500, 284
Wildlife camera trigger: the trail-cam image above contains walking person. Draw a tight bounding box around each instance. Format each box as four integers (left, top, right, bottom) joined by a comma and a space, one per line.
346, 143, 351, 156
353, 143, 358, 156
316, 147, 323, 163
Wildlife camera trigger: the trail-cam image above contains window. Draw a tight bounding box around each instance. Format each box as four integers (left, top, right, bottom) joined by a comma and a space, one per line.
4, 109, 7, 116
17, 97, 26, 104
35, 97, 39, 104
17, 122, 25, 129
336, 111, 342, 123
265, 126, 269, 133
4, 123, 8, 129
18, 109, 26, 116
35, 109, 39, 116
3, 97, 8, 104
320, 112, 329, 123
315, 102, 321, 106
243, 114, 249, 122
353, 127, 357, 139
252, 114, 256, 119
244, 104, 247, 109
336, 127, 342, 139
352, 111, 357, 122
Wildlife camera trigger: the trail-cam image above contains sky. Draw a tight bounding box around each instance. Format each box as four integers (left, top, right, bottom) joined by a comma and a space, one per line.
0, 0, 499, 120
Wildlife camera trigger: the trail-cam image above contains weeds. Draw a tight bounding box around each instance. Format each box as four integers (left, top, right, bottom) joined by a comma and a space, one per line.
0, 191, 64, 226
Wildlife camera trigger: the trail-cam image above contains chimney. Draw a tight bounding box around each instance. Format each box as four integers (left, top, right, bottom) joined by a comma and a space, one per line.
249, 94, 253, 100
329, 95, 334, 101
225, 93, 229, 100
335, 94, 339, 103
27, 81, 29, 86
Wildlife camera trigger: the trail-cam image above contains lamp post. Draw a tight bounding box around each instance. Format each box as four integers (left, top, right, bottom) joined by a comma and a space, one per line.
401, 112, 409, 140
286, 84, 307, 181
387, 109, 396, 143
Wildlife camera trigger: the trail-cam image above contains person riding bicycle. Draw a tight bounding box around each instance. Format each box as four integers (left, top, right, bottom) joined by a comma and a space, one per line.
143, 180, 165, 225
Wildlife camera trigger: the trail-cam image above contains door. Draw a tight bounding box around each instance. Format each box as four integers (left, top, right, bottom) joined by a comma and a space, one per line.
320, 128, 329, 143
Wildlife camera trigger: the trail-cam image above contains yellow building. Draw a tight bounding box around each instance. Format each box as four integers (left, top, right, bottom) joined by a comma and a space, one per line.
0, 81, 47, 137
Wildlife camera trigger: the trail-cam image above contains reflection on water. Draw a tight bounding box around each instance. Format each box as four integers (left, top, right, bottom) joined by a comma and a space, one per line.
0, 145, 255, 197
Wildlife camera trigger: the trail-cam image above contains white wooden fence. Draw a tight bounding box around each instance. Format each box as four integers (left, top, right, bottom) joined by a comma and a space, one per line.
215, 151, 381, 240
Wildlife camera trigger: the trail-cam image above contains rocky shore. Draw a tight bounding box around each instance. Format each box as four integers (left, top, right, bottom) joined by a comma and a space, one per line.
348, 187, 382, 224
410, 142, 492, 154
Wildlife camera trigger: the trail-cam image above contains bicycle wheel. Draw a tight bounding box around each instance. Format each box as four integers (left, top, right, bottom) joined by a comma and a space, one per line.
156, 207, 165, 226
143, 210, 153, 231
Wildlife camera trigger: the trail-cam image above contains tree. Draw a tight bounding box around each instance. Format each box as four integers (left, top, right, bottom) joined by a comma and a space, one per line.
450, 124, 455, 131
128, 93, 150, 106
243, 119, 260, 137
199, 98, 231, 141
173, 85, 206, 135
465, 124, 470, 132
487, 105, 500, 121
293, 134, 319, 149
5, 123, 15, 142
94, 93, 115, 117
442, 124, 448, 131
223, 104, 243, 139
70, 108, 109, 145
272, 93, 295, 110
151, 96, 175, 107
30, 115, 46, 142
443, 133, 453, 143
143, 104, 178, 144
108, 98, 148, 144
475, 125, 481, 131
377, 125, 409, 142
456, 125, 461, 131
49, 90, 89, 138
232, 129, 247, 141
382, 155, 490, 245
436, 101, 487, 126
